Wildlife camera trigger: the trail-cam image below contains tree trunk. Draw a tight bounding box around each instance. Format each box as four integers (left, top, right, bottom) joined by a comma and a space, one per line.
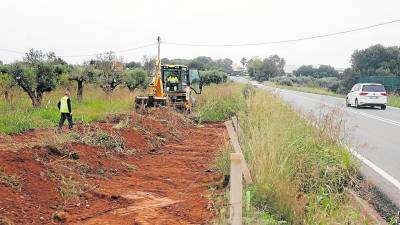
31, 91, 43, 108
4, 90, 9, 102
77, 80, 83, 102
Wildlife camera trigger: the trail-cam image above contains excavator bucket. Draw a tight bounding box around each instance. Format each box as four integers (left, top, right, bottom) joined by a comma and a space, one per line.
135, 95, 167, 113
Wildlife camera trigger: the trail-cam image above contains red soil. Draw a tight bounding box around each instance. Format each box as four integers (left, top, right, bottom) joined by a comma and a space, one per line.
0, 108, 227, 225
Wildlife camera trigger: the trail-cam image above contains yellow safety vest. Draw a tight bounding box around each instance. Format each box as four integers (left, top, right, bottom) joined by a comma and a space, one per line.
60, 96, 69, 113
168, 76, 179, 84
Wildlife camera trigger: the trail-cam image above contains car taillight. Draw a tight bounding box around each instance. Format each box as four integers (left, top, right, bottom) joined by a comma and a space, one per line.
381, 92, 387, 96
359, 92, 368, 96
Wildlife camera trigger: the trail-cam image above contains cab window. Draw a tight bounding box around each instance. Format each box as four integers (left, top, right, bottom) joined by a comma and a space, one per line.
189, 69, 201, 94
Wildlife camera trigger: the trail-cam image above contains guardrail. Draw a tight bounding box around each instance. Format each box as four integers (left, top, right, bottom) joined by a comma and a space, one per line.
225, 117, 252, 225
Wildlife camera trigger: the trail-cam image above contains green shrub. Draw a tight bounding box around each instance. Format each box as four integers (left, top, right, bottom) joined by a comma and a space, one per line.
200, 70, 228, 85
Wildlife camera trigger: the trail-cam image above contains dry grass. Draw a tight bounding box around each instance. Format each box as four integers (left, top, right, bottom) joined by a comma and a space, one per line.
201, 84, 369, 224
59, 176, 87, 199
121, 162, 136, 172
0, 169, 22, 191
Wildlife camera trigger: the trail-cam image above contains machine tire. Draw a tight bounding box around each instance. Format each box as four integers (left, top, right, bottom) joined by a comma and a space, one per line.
381, 105, 386, 110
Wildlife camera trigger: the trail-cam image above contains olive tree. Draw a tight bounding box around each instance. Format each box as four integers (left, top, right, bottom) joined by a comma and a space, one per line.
10, 49, 63, 107
0, 64, 17, 104
91, 52, 124, 93
123, 68, 149, 92
69, 64, 97, 102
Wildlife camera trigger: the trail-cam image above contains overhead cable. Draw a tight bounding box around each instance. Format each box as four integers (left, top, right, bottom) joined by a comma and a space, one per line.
163, 19, 400, 47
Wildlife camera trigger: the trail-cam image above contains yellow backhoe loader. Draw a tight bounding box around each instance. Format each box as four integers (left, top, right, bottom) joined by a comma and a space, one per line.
135, 36, 202, 113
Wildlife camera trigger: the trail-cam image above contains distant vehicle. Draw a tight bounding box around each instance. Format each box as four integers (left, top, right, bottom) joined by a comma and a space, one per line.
346, 83, 387, 110
251, 81, 259, 87
236, 74, 240, 77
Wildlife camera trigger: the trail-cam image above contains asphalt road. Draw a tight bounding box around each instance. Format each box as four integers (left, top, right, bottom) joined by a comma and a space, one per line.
231, 76, 400, 207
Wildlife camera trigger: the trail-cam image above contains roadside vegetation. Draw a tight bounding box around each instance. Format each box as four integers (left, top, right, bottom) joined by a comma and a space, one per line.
267, 81, 400, 108
197, 83, 382, 224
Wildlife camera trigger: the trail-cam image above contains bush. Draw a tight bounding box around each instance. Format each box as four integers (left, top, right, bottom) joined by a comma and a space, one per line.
315, 77, 340, 89
270, 76, 293, 86
200, 70, 228, 85
272, 76, 342, 93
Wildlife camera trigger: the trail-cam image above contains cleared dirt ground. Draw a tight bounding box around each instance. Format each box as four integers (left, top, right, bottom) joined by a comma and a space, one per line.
0, 108, 227, 225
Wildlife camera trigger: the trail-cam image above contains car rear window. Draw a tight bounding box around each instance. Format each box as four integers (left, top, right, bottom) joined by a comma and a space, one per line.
362, 85, 386, 92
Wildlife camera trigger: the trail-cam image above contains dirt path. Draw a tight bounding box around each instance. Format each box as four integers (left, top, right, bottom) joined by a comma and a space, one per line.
76, 124, 226, 225
0, 110, 227, 225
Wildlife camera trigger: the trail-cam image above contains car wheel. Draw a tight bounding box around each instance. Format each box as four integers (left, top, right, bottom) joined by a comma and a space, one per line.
346, 98, 350, 107
381, 105, 386, 110
355, 99, 360, 109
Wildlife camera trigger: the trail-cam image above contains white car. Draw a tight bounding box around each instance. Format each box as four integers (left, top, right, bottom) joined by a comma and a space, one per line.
346, 83, 387, 110
251, 81, 259, 87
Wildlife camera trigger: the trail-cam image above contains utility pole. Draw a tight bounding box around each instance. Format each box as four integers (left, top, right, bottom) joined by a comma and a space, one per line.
157, 36, 161, 62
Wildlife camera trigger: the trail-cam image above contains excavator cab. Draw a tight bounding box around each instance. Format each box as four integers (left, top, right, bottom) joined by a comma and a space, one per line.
162, 65, 202, 94
160, 65, 202, 112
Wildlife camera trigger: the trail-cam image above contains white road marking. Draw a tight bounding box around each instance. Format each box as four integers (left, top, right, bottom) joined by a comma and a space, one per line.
349, 109, 400, 127
349, 146, 400, 191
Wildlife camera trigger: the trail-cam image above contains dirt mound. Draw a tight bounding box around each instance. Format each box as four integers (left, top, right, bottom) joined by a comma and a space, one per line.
0, 108, 227, 224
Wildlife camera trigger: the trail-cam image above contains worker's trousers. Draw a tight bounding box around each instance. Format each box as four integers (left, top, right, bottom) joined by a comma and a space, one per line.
59, 113, 73, 129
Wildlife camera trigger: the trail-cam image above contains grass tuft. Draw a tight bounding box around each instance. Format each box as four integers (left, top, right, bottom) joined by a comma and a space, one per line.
121, 162, 136, 172
0, 169, 22, 191
59, 176, 86, 199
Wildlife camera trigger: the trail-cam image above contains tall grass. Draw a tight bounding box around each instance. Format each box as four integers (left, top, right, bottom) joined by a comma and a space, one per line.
196, 83, 246, 123
199, 84, 366, 224
388, 94, 400, 108
0, 85, 134, 134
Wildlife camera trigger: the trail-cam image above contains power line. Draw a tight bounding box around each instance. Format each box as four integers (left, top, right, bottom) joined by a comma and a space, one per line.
1, 18, 399, 57
0, 43, 157, 58
163, 19, 400, 47
59, 42, 157, 58
0, 49, 25, 54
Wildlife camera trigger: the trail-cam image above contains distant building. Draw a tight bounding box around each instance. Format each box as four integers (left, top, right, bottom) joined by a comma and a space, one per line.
284, 65, 300, 76
232, 63, 245, 75
336, 68, 346, 74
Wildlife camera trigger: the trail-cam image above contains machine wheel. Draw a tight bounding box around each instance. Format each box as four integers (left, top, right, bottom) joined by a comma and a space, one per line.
355, 99, 360, 109
381, 105, 386, 110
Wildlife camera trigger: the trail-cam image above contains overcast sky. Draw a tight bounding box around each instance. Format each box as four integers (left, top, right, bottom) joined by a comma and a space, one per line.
1, 0, 399, 68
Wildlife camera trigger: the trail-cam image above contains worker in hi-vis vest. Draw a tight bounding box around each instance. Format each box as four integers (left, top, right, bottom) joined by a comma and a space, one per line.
57, 91, 73, 129
167, 73, 179, 91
